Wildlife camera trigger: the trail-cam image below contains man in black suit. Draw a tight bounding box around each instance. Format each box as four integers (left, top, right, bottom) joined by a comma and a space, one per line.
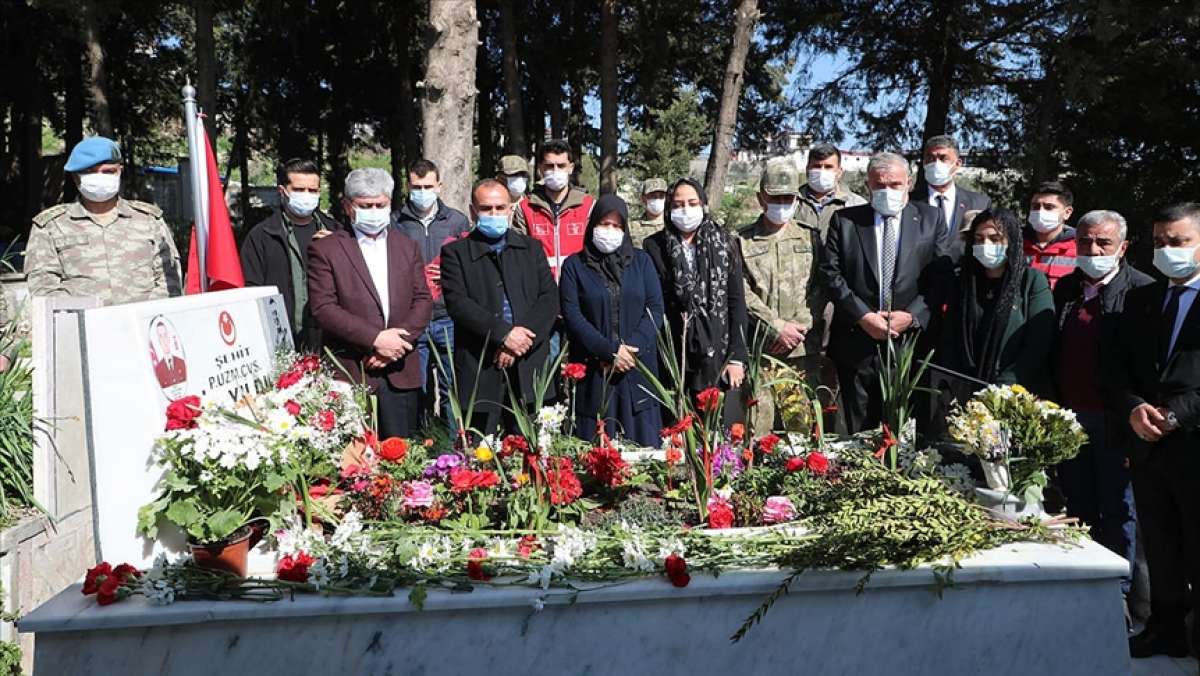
819, 152, 950, 433
441, 179, 560, 435
911, 135, 990, 264
1116, 203, 1200, 660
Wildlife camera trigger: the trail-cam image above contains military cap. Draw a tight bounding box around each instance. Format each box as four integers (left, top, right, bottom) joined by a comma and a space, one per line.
497, 155, 530, 176
760, 159, 800, 196
641, 178, 668, 195
65, 137, 123, 173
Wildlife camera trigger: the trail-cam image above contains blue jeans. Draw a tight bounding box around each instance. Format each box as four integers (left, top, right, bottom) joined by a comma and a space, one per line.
1056, 410, 1137, 593
417, 317, 455, 424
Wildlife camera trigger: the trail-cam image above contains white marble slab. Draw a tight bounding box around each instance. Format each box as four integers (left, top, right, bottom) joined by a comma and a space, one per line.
21, 540, 1132, 675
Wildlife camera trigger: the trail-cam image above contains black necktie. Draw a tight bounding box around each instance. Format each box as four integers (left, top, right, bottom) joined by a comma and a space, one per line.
1161, 286, 1186, 364
936, 195, 948, 230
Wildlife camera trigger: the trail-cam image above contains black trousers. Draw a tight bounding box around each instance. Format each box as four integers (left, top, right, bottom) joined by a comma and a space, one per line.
376, 382, 420, 439
1131, 452, 1200, 624
834, 354, 883, 435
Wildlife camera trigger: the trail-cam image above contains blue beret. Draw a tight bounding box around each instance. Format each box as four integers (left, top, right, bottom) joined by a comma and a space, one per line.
64, 137, 123, 172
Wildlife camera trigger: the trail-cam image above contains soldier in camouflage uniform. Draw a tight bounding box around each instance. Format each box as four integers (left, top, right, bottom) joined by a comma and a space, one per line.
496, 154, 530, 201
738, 158, 836, 434
629, 177, 667, 248
24, 137, 182, 305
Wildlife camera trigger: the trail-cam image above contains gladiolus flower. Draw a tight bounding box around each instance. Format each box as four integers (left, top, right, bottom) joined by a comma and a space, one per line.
695, 387, 721, 413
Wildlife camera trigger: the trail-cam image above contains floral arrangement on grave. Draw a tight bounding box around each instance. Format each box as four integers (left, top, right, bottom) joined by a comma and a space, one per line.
138, 353, 372, 555
947, 384, 1087, 503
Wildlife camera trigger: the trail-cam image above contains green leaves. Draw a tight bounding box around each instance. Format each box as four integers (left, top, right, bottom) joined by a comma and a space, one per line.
165, 498, 202, 528
206, 510, 246, 541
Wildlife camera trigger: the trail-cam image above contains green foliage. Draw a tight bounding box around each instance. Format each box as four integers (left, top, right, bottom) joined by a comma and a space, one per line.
625, 89, 711, 183
0, 302, 44, 517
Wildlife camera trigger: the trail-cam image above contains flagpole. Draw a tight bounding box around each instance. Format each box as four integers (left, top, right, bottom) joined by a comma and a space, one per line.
182, 82, 208, 292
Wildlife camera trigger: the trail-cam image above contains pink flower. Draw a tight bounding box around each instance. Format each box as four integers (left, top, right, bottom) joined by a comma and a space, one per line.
762, 496, 796, 525
402, 480, 435, 509
316, 410, 336, 432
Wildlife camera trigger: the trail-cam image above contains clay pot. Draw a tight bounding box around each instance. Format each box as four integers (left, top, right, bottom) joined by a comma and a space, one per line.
188, 518, 268, 578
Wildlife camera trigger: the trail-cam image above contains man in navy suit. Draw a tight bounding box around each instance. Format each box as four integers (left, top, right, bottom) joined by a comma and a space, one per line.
1115, 203, 1200, 660
819, 152, 950, 433
911, 135, 991, 265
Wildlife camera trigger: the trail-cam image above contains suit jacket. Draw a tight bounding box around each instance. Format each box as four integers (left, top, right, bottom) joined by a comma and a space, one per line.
307, 229, 432, 391
440, 230, 560, 413
910, 183, 991, 264
1110, 280, 1200, 464
818, 201, 950, 364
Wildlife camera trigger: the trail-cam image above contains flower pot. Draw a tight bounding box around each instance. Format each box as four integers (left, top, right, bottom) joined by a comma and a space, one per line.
979, 460, 1010, 491
188, 518, 268, 578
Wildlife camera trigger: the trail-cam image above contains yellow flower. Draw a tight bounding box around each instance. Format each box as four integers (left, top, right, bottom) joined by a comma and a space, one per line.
474, 446, 494, 462
1011, 385, 1028, 395
515, 472, 530, 485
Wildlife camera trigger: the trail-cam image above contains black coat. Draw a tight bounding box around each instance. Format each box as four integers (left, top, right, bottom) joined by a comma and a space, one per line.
240, 208, 340, 350
818, 201, 950, 366
440, 230, 560, 416
1110, 279, 1200, 466
910, 183, 991, 264
392, 198, 472, 321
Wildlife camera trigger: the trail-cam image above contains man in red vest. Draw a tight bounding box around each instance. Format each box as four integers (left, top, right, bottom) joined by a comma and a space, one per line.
1022, 180, 1077, 289
513, 139, 596, 282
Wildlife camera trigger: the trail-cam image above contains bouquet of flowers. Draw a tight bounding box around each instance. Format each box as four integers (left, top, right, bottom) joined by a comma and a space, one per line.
947, 384, 1086, 501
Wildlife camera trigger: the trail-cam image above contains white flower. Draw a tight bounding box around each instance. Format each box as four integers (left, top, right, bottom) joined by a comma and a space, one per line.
656, 537, 687, 560
330, 511, 365, 551
531, 595, 546, 612
621, 536, 655, 573
307, 558, 331, 590
547, 525, 595, 574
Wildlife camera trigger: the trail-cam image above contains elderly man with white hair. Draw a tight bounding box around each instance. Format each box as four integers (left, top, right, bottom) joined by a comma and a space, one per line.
817, 151, 950, 433
307, 167, 432, 438
1053, 209, 1153, 604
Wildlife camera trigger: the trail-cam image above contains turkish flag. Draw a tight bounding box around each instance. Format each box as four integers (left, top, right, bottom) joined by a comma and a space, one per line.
185, 126, 244, 293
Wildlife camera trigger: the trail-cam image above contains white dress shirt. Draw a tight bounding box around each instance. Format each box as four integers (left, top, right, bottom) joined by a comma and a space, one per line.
872, 210, 902, 305
1082, 265, 1121, 301
1164, 270, 1200, 356
927, 183, 957, 231
356, 228, 391, 324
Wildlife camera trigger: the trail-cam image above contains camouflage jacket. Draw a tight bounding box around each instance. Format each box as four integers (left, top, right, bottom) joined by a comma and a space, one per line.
24, 198, 182, 305
629, 214, 663, 248
795, 184, 867, 240
737, 215, 822, 358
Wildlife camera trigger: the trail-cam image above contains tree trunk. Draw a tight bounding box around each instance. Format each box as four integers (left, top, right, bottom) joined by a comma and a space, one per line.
567, 76, 586, 185
82, 0, 113, 137
703, 0, 759, 201
477, 34, 498, 180
194, 0, 218, 141
497, 0, 527, 156
64, 47, 85, 203
598, 0, 619, 194
421, 0, 478, 212
920, 6, 956, 143
390, 8, 421, 203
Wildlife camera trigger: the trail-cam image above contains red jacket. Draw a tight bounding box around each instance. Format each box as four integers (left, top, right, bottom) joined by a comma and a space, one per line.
1023, 225, 1077, 289
514, 186, 595, 281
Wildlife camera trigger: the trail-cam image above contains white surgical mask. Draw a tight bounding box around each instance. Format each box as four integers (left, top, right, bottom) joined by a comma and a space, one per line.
543, 170, 569, 192
1153, 246, 1200, 280
806, 169, 837, 194
410, 189, 438, 211
592, 226, 625, 254
671, 206, 704, 233
644, 198, 665, 216
353, 207, 391, 235
506, 176, 527, 195
870, 188, 906, 217
765, 200, 797, 225
972, 243, 1008, 269
285, 190, 319, 218
1028, 209, 1061, 234
923, 161, 954, 187
78, 173, 120, 202
1076, 254, 1119, 280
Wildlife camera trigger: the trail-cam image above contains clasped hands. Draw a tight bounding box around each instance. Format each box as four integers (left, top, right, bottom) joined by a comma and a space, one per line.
769, 321, 807, 355
1129, 403, 1179, 443
495, 326, 536, 369
857, 310, 914, 341
365, 328, 414, 370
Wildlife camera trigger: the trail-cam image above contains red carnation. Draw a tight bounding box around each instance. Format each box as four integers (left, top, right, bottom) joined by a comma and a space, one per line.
467, 548, 491, 581
276, 551, 316, 583
561, 362, 587, 381
112, 563, 140, 582
758, 434, 781, 454
806, 452, 830, 475
284, 400, 301, 416
449, 467, 500, 493
707, 501, 734, 530
96, 576, 123, 606
785, 456, 806, 473
546, 458, 583, 505
276, 369, 303, 390
316, 410, 336, 432
517, 535, 540, 559
695, 387, 722, 413
297, 354, 321, 374
379, 437, 409, 463
664, 553, 691, 588
164, 396, 202, 431
583, 446, 629, 488
82, 562, 112, 595
501, 434, 530, 457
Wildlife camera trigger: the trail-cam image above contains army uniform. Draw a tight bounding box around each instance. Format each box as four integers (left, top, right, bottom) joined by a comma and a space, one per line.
631, 177, 667, 248
795, 183, 867, 240
24, 198, 182, 305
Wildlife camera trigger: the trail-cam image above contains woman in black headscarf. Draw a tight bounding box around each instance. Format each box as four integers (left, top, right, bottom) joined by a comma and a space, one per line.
642, 178, 749, 403
559, 194, 665, 446
938, 208, 1055, 398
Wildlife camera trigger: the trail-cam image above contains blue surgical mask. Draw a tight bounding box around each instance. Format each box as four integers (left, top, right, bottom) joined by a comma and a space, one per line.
1153, 246, 1200, 279
871, 188, 905, 217
972, 243, 1007, 269
410, 189, 437, 211
1076, 254, 1119, 280
476, 214, 510, 239
352, 207, 390, 235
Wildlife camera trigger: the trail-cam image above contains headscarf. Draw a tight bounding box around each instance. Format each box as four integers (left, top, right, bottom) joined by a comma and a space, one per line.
583, 193, 634, 289
958, 208, 1027, 382
661, 177, 734, 364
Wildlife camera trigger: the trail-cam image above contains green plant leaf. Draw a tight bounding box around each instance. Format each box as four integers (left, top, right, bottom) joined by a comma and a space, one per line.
206, 509, 245, 541
165, 498, 202, 527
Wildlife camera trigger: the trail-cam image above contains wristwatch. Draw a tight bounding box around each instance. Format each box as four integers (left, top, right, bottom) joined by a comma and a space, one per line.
1165, 409, 1180, 431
